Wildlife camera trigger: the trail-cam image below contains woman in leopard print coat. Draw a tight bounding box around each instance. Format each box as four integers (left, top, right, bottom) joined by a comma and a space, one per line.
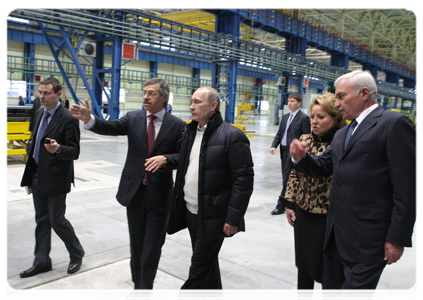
284, 93, 346, 289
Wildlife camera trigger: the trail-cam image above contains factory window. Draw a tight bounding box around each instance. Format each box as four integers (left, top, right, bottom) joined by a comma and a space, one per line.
6, 80, 26, 98
260, 100, 269, 111
102, 88, 126, 103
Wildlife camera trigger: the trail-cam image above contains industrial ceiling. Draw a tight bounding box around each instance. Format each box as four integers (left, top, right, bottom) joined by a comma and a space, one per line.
150, 9, 416, 77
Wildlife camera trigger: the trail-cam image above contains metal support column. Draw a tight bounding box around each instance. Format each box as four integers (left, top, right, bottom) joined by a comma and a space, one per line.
382, 96, 388, 109
216, 11, 240, 123
215, 11, 240, 37
24, 42, 35, 104
109, 35, 123, 120
299, 75, 304, 97
278, 84, 284, 108
192, 68, 200, 94
287, 36, 307, 57
92, 34, 105, 118
386, 72, 400, 85
226, 60, 238, 123
403, 78, 416, 90
150, 61, 158, 78
211, 63, 219, 89
330, 52, 349, 70
385, 72, 401, 110
362, 63, 378, 78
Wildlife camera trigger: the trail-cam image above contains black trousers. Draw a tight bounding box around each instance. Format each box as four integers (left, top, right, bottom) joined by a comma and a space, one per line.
31, 171, 84, 268
276, 146, 292, 209
181, 210, 224, 289
322, 234, 386, 289
126, 184, 168, 289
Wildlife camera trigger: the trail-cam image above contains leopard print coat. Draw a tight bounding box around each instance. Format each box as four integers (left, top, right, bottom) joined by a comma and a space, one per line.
284, 127, 338, 214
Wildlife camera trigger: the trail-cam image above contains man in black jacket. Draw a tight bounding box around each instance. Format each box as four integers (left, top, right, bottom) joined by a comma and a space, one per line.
167, 87, 254, 289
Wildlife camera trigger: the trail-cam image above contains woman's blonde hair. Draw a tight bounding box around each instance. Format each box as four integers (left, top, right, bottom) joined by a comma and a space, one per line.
309, 92, 347, 128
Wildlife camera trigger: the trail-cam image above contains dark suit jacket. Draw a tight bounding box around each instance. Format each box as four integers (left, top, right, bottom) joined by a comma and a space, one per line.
295, 106, 416, 264
90, 110, 185, 212
29, 97, 41, 132
271, 110, 311, 150
21, 104, 80, 196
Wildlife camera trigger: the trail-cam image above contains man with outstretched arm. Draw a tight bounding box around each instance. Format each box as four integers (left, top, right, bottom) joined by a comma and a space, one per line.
70, 78, 185, 289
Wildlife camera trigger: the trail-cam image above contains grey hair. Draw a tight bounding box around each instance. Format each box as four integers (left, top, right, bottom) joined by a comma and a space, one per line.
335, 70, 378, 103
143, 78, 170, 107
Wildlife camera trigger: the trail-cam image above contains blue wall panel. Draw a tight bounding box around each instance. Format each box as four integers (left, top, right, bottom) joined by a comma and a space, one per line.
238, 68, 278, 82
9, 28, 64, 51
138, 50, 214, 71
309, 81, 324, 90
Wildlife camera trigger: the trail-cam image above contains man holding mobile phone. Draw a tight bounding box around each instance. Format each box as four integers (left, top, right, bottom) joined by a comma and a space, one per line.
20, 77, 84, 278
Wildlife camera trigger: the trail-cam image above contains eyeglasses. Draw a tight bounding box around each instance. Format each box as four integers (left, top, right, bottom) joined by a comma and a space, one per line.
142, 91, 160, 97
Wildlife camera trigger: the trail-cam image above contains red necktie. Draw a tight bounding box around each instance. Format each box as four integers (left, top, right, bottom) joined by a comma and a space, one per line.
147, 115, 157, 154
144, 115, 157, 184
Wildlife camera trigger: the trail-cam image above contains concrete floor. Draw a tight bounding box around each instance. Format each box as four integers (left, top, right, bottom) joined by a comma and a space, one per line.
6, 114, 418, 300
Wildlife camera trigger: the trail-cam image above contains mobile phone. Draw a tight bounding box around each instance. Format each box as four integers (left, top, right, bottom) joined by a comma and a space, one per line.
44, 138, 51, 144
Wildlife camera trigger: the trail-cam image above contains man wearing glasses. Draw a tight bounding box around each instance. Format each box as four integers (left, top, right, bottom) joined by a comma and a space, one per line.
70, 78, 185, 289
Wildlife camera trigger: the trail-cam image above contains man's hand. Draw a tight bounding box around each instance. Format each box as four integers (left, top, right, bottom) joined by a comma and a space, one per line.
285, 208, 296, 227
270, 147, 276, 155
384, 241, 404, 265
145, 155, 167, 173
45, 138, 60, 153
70, 98, 91, 124
290, 139, 307, 161
223, 223, 238, 236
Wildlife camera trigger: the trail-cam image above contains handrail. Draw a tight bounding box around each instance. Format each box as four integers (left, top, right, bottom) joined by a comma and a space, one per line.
7, 55, 416, 101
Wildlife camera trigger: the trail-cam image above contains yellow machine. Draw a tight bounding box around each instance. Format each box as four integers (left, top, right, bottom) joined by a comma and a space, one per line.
7, 122, 31, 162
235, 91, 254, 124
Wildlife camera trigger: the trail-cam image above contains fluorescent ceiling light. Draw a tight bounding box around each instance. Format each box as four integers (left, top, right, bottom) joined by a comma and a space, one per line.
4, 16, 29, 23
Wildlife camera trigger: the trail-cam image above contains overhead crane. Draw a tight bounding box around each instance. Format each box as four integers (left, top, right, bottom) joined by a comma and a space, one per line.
7, 9, 416, 122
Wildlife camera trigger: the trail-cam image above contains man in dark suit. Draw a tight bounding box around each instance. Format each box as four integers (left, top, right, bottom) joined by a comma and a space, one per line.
20, 77, 84, 278
290, 70, 415, 289
270, 93, 310, 215
70, 78, 185, 289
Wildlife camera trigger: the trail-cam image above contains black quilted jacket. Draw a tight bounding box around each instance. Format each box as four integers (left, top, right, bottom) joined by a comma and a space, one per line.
167, 112, 254, 240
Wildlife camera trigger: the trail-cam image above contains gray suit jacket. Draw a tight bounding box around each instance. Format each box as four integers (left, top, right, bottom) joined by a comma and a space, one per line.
295, 106, 416, 263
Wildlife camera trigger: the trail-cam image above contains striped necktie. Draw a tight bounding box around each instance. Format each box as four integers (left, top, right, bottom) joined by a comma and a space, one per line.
344, 119, 358, 150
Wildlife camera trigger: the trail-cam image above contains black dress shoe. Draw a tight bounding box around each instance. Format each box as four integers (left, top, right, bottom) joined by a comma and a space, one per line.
123, 290, 138, 300
67, 258, 83, 274
20, 265, 52, 278
271, 208, 285, 215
